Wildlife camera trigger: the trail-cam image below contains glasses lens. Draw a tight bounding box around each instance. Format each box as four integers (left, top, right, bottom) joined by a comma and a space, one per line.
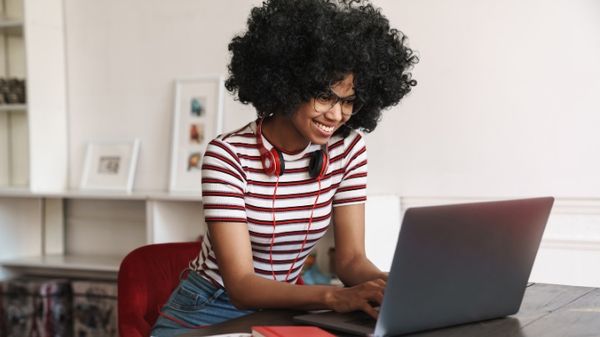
340, 101, 354, 115
314, 93, 334, 113
349, 100, 363, 116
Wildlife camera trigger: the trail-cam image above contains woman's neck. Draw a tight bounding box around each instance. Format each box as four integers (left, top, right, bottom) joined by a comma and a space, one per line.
262, 115, 309, 154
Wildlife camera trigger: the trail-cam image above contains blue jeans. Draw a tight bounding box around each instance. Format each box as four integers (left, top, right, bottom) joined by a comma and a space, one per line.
151, 271, 255, 337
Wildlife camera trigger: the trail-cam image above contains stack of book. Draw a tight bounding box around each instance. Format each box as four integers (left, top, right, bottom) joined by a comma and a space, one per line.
0, 278, 72, 337
252, 325, 336, 337
0, 278, 117, 337
72, 280, 118, 337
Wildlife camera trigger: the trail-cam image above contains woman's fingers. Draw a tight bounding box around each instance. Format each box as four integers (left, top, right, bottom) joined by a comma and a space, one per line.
329, 279, 387, 316
362, 302, 379, 319
369, 289, 384, 305
373, 278, 386, 288
357, 281, 386, 318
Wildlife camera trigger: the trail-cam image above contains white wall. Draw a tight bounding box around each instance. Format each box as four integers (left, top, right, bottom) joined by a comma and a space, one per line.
376, 0, 600, 198
64, 0, 600, 199
64, 0, 256, 191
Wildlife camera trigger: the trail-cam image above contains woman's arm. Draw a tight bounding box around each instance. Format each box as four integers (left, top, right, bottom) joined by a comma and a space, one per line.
208, 220, 385, 318
332, 203, 388, 286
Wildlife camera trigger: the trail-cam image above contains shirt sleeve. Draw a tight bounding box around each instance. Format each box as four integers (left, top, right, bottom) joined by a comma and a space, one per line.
333, 132, 368, 207
201, 138, 248, 223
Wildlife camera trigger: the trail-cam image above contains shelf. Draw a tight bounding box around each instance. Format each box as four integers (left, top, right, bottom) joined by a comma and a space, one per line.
0, 189, 151, 200
0, 186, 31, 197
146, 191, 203, 202
0, 254, 121, 279
50, 189, 150, 200
0, 188, 203, 201
0, 18, 23, 35
57, 190, 203, 201
0, 104, 27, 112
1, 254, 121, 272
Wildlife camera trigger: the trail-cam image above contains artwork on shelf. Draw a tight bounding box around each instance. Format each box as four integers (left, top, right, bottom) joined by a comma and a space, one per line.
80, 139, 140, 193
169, 76, 224, 193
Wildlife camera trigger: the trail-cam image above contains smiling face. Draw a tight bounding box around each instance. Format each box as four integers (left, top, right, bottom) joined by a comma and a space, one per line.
262, 74, 356, 153
290, 74, 355, 145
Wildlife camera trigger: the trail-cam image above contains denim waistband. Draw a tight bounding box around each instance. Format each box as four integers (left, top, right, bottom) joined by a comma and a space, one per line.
185, 270, 223, 295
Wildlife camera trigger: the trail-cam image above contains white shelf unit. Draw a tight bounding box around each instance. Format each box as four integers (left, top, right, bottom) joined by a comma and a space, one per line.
0, 191, 206, 280
0, 0, 67, 191
0, 0, 115, 280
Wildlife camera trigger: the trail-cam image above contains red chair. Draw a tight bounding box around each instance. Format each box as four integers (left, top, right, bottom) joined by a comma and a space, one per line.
117, 242, 200, 337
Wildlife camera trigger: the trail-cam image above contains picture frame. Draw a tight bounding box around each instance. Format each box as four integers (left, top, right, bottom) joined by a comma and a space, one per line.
169, 76, 225, 193
80, 139, 141, 193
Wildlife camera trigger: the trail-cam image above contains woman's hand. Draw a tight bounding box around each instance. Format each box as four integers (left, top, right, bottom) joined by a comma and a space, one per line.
325, 278, 386, 319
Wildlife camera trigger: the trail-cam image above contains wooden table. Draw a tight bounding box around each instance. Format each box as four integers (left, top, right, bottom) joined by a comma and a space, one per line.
180, 283, 600, 337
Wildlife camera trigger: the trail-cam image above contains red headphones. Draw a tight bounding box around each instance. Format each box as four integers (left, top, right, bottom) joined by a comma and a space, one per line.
256, 118, 329, 179
257, 118, 328, 282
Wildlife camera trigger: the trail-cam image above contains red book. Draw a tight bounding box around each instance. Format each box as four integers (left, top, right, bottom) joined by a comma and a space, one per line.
252, 325, 336, 337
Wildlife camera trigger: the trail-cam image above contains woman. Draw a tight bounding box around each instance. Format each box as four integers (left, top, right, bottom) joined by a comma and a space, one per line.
152, 0, 417, 335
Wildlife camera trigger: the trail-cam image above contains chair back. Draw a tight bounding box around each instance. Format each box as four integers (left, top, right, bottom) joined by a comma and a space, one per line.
118, 242, 200, 337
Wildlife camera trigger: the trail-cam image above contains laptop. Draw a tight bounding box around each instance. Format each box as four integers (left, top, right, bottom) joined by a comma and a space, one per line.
294, 197, 554, 337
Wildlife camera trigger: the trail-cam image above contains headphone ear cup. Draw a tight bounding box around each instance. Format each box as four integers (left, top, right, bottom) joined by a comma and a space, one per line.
319, 150, 329, 177
272, 148, 285, 176
309, 150, 324, 178
258, 145, 284, 176
259, 147, 275, 176
256, 119, 285, 177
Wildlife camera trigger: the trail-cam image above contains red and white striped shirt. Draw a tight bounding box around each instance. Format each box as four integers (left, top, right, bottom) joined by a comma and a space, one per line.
190, 121, 367, 287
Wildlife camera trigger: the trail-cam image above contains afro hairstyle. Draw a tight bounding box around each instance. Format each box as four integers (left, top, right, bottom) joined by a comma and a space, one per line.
225, 0, 418, 136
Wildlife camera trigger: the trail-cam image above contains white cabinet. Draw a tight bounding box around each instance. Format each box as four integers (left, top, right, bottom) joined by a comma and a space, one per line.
0, 190, 206, 280
0, 196, 43, 279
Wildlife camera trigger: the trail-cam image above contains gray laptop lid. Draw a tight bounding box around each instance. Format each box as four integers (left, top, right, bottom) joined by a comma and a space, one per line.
374, 197, 554, 336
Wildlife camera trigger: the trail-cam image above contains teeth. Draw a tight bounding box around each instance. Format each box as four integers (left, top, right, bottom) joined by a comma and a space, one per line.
314, 121, 334, 133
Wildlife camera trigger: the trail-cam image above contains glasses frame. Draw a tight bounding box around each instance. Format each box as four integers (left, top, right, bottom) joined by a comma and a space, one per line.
312, 90, 364, 117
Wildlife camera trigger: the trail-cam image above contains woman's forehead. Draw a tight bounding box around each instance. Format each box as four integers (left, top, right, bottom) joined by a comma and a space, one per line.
331, 74, 355, 95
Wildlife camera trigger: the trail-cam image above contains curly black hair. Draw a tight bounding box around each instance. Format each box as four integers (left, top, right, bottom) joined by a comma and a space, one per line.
225, 0, 418, 136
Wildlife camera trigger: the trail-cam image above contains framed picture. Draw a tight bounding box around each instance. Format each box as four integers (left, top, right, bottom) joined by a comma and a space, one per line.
169, 76, 225, 193
80, 139, 141, 192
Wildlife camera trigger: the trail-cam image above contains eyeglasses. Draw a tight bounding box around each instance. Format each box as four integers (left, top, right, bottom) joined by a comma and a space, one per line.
313, 90, 364, 117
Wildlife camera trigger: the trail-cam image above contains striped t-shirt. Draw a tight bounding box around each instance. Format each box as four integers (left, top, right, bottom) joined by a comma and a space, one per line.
190, 121, 367, 287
